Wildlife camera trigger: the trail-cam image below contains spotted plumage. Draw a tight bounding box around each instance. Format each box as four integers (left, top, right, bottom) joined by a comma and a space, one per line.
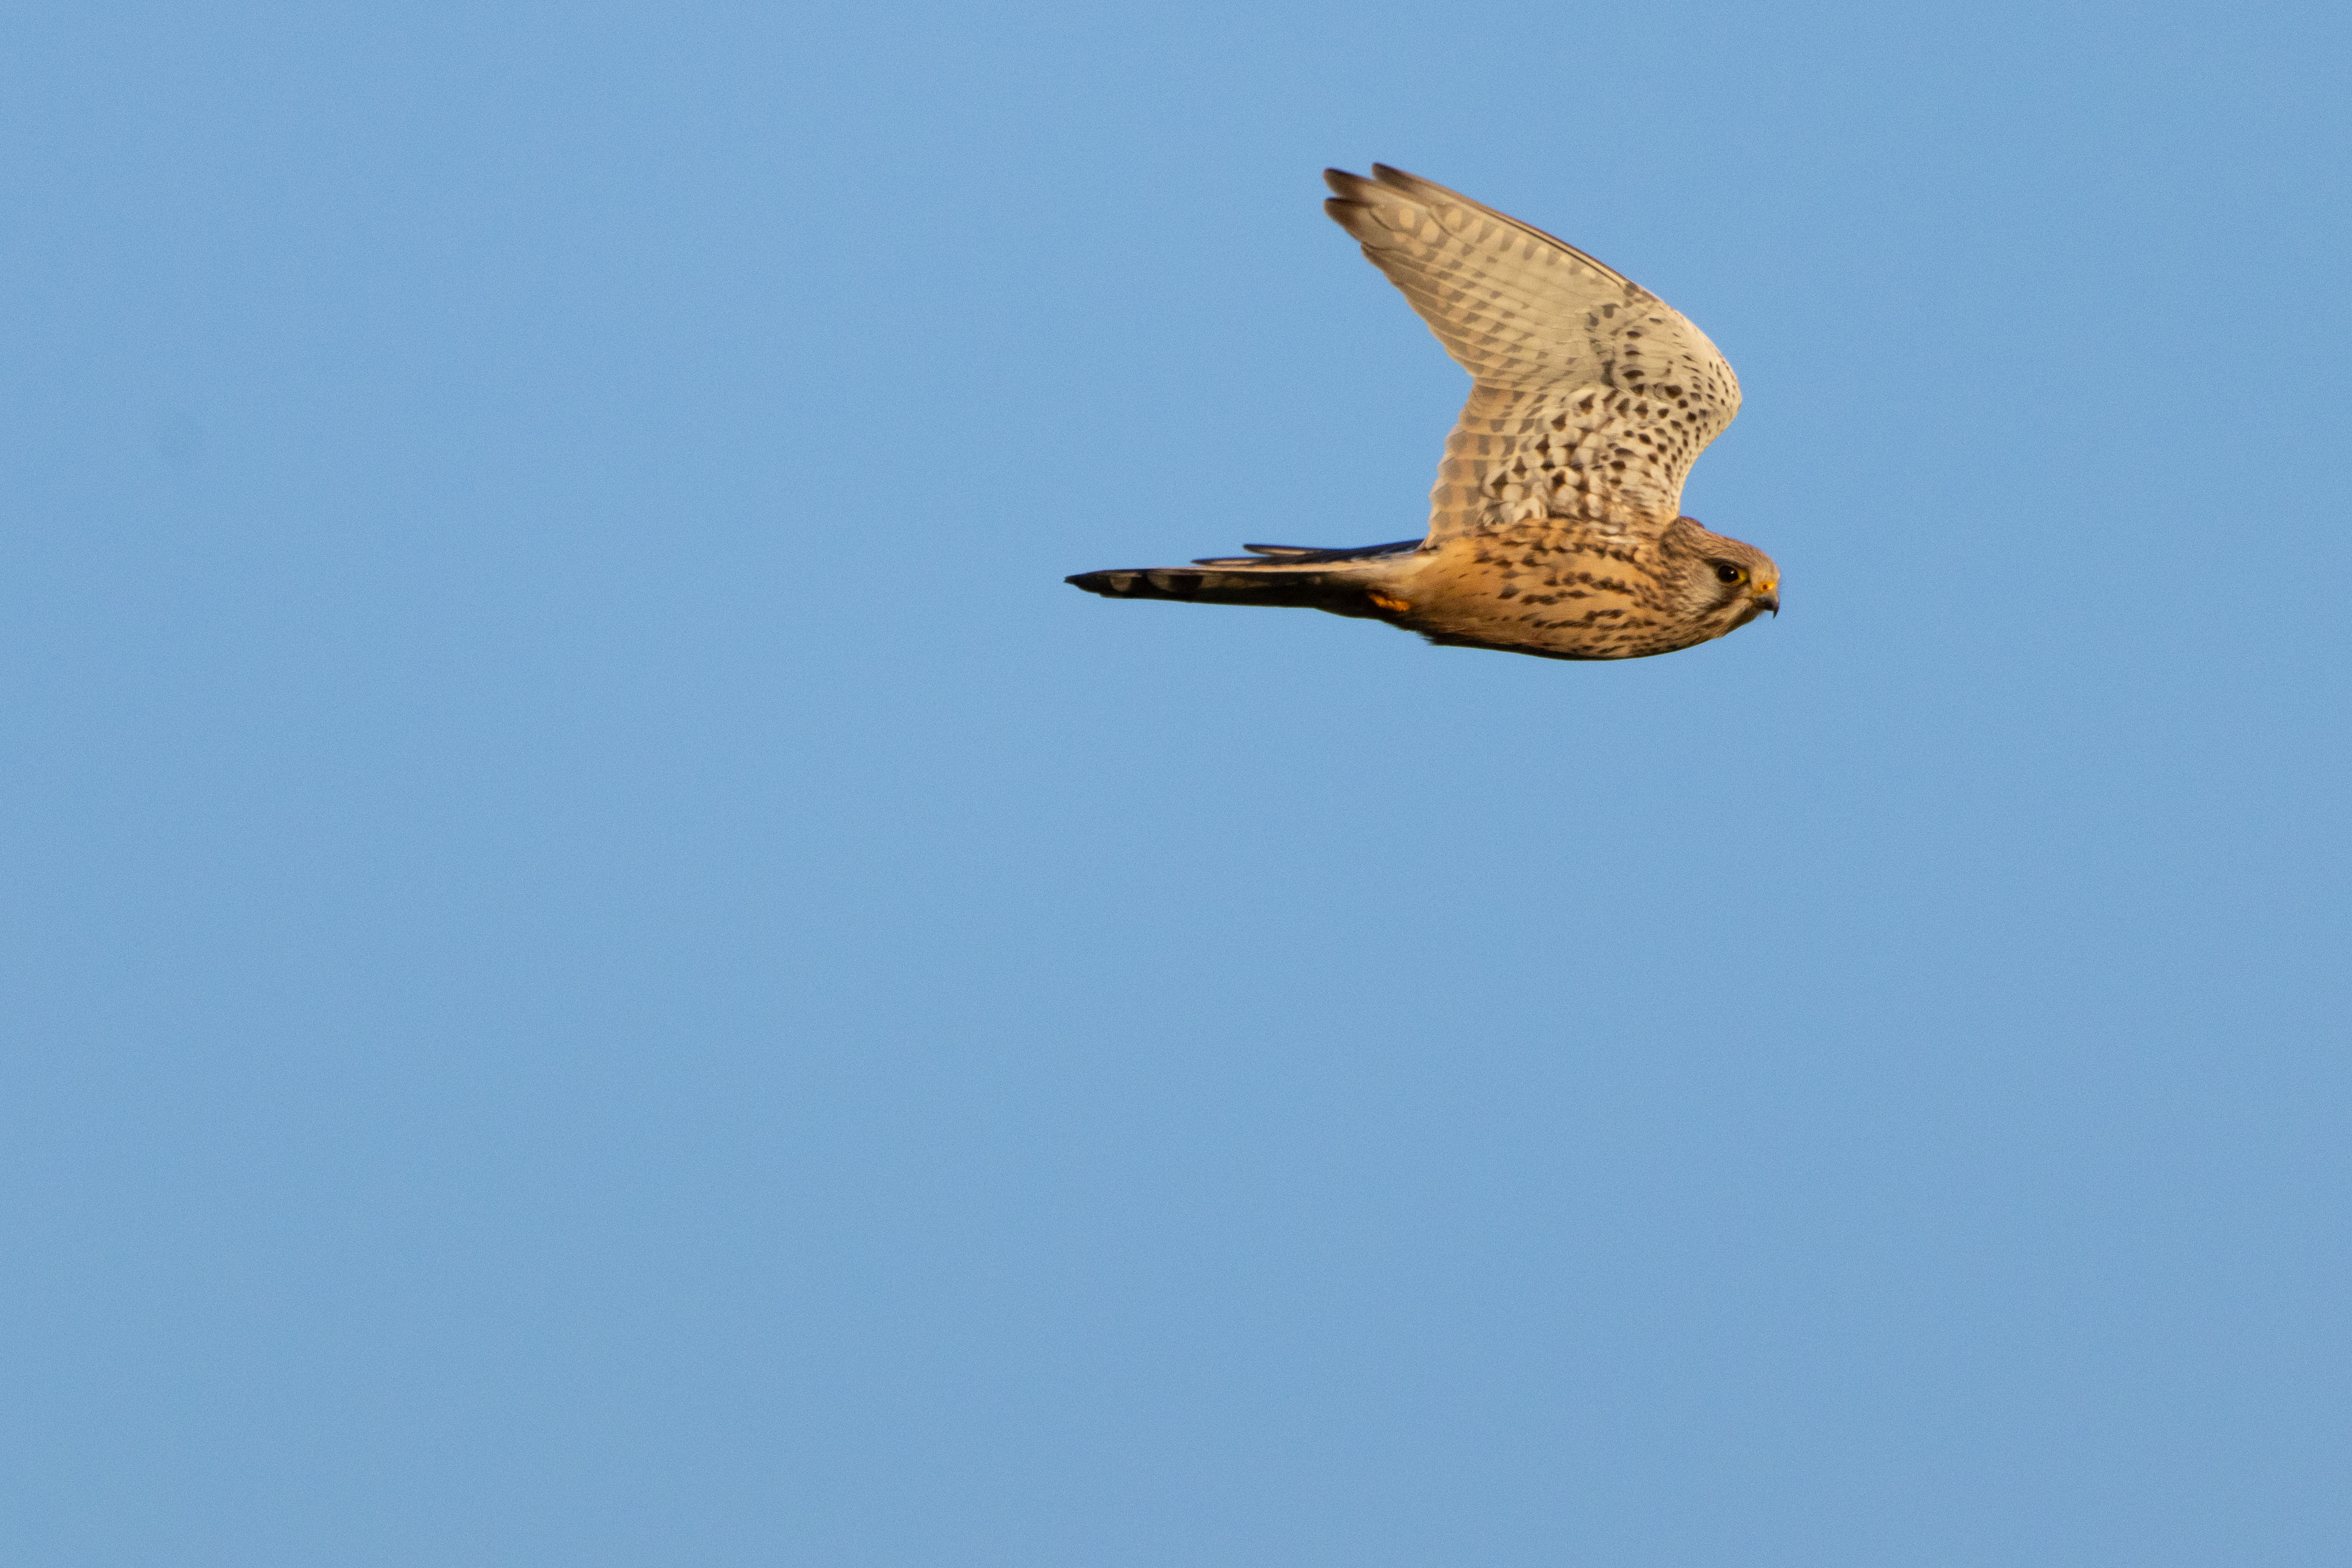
1067, 164, 1780, 661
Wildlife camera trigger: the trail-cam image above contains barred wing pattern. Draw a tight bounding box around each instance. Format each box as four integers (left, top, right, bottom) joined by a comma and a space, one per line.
1323, 166, 1741, 539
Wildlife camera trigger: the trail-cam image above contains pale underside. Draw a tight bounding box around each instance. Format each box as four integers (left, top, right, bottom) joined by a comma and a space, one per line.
1320, 164, 1740, 545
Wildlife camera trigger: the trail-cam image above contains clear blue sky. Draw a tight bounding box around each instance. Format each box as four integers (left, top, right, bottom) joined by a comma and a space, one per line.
6, 2, 2348, 1563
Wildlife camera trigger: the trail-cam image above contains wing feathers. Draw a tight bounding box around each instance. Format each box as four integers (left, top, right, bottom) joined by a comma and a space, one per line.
1325, 165, 1740, 535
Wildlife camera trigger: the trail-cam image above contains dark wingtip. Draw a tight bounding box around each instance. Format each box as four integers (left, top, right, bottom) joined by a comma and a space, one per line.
1327, 165, 1422, 194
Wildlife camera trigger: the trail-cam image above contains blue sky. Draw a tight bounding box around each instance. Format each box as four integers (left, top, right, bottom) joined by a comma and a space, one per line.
5, 2, 2349, 1563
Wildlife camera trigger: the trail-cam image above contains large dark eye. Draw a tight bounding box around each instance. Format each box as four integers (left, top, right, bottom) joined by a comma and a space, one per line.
1714, 563, 1746, 585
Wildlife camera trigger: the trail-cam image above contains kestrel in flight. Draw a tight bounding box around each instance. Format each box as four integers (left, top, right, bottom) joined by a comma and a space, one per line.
1067, 164, 1779, 661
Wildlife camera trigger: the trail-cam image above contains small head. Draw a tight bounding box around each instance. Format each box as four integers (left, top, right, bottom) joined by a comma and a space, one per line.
1663, 517, 1780, 643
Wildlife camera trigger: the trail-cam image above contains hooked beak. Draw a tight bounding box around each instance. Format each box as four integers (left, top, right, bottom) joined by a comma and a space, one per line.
1754, 585, 1780, 617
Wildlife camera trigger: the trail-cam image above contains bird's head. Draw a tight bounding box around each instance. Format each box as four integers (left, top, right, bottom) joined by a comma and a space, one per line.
1663, 518, 1780, 641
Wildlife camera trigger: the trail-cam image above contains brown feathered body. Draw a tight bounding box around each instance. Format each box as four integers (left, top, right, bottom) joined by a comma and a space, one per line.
1067, 165, 1781, 661
1377, 515, 1777, 660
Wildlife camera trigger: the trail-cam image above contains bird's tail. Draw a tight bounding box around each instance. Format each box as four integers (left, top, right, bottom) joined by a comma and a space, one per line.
1065, 540, 1420, 617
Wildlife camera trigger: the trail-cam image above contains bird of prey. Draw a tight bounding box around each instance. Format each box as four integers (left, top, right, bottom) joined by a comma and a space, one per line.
1066, 165, 1779, 661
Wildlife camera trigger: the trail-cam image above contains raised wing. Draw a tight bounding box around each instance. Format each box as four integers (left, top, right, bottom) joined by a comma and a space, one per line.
1324, 165, 1740, 538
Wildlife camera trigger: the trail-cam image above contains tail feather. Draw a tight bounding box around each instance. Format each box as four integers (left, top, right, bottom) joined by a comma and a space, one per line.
1067, 538, 1421, 616
1065, 564, 1351, 610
